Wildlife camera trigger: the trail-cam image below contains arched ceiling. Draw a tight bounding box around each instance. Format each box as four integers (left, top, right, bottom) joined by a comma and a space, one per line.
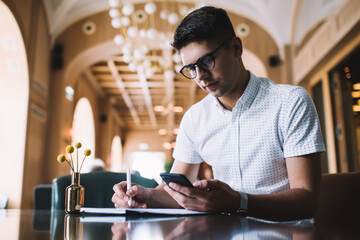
43, 0, 345, 47
42, 0, 345, 132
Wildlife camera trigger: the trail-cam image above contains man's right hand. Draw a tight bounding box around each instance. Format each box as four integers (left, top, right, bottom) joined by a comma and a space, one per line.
112, 181, 150, 208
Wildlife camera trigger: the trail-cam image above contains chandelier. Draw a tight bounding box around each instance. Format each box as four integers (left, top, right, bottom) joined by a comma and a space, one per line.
108, 0, 196, 78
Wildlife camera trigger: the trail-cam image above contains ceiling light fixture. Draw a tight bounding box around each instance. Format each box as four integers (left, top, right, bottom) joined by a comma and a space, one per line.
352, 91, 360, 98
108, 0, 195, 78
353, 105, 360, 112
158, 128, 167, 135
173, 106, 183, 113
154, 105, 165, 112
353, 83, 360, 91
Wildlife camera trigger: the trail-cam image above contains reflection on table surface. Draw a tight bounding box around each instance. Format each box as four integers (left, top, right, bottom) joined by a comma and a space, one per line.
0, 209, 359, 239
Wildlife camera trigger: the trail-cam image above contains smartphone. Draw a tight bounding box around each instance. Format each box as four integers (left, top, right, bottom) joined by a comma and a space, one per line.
160, 173, 194, 188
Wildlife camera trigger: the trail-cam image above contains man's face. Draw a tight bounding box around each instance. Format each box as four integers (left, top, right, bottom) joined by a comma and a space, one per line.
180, 39, 240, 98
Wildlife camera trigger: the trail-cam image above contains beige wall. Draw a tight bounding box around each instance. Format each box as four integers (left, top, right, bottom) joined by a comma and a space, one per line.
227, 11, 283, 83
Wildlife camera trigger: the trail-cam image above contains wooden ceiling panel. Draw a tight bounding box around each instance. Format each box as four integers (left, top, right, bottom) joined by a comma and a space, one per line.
87, 53, 204, 130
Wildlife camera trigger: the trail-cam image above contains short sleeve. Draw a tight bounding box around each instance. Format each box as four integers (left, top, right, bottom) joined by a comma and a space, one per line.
281, 87, 326, 158
173, 108, 203, 164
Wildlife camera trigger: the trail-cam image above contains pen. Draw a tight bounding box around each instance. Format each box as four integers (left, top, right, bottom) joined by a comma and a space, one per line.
126, 168, 132, 207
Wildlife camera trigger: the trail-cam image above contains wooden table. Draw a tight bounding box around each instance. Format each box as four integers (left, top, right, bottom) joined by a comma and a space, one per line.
0, 209, 359, 239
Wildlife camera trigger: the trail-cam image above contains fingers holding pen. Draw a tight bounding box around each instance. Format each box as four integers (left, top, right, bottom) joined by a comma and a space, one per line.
112, 181, 142, 208
112, 182, 127, 207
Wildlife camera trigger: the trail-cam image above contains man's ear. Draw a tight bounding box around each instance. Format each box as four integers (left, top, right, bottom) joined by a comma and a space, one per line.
233, 37, 243, 57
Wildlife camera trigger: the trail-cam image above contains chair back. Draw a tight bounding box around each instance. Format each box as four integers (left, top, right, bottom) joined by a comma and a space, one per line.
34, 184, 52, 210
51, 171, 158, 210
0, 193, 8, 209
315, 172, 360, 233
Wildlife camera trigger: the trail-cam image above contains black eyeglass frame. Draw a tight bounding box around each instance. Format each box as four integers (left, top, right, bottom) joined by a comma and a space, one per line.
179, 37, 233, 79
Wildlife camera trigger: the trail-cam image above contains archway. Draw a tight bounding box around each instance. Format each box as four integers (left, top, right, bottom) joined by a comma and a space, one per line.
0, 2, 29, 209
71, 98, 95, 173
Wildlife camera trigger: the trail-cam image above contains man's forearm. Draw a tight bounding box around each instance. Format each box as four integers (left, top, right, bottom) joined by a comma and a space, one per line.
146, 184, 181, 208
247, 188, 318, 221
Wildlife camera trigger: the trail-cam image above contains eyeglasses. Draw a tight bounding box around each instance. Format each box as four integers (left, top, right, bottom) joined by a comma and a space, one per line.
179, 38, 233, 79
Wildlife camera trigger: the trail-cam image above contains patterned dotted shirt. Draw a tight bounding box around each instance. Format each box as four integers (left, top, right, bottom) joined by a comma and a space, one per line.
173, 71, 325, 194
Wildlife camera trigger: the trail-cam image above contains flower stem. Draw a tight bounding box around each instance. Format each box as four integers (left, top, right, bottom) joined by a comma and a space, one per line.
79, 156, 87, 173
70, 154, 74, 171
76, 148, 79, 172
65, 159, 74, 172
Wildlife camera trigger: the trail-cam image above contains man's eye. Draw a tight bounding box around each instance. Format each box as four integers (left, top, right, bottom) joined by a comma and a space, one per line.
200, 56, 213, 67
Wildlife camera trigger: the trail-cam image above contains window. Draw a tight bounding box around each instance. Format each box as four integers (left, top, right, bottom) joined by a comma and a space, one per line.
0, 2, 29, 209
130, 152, 165, 183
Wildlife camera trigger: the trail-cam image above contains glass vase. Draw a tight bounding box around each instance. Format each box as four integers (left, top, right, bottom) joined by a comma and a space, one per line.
65, 172, 85, 214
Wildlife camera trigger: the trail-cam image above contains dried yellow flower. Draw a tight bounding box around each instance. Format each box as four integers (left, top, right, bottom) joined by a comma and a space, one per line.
66, 145, 74, 153
74, 142, 82, 148
57, 154, 66, 163
84, 149, 91, 156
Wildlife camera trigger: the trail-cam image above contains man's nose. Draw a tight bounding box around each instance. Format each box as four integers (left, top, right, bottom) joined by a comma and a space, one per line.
195, 65, 210, 81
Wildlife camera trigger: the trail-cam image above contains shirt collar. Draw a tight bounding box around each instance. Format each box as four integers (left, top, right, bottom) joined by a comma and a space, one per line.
236, 71, 260, 109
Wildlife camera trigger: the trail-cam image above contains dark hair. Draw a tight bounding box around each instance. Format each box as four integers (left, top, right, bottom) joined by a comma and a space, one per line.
172, 6, 235, 50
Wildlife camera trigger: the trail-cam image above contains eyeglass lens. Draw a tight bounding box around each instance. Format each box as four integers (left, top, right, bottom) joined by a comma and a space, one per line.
181, 55, 215, 79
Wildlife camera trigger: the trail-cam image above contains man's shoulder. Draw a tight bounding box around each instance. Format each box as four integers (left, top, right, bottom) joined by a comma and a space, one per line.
256, 76, 306, 100
183, 95, 215, 121
188, 95, 214, 111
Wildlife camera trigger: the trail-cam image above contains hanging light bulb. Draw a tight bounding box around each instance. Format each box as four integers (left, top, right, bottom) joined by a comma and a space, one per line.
139, 29, 147, 38
108, 0, 121, 8
143, 60, 152, 68
168, 13, 179, 25
146, 28, 157, 39
114, 34, 125, 45
128, 62, 138, 72
145, 68, 154, 78
122, 44, 132, 55
179, 5, 189, 16
127, 26, 139, 38
111, 18, 122, 28
144, 2, 157, 14
122, 3, 134, 16
133, 49, 144, 61
121, 16, 131, 27
139, 45, 149, 55
123, 54, 132, 63
173, 53, 182, 64
109, 8, 120, 18
160, 10, 168, 20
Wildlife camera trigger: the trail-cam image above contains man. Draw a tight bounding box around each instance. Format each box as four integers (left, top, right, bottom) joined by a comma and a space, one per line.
112, 6, 325, 221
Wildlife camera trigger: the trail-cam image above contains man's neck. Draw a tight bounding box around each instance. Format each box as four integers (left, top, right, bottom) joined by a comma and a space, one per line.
218, 71, 250, 111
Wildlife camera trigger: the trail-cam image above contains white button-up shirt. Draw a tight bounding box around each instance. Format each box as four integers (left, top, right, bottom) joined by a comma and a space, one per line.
173, 71, 325, 194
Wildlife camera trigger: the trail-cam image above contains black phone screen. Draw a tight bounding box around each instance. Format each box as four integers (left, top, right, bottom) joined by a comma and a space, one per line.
160, 173, 194, 188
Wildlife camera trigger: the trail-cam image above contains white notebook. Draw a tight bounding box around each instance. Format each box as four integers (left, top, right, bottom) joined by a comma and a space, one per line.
81, 207, 210, 216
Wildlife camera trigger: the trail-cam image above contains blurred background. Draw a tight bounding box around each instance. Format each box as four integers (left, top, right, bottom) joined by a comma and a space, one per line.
0, 0, 359, 209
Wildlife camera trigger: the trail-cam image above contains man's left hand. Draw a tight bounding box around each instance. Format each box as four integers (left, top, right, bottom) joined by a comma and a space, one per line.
164, 179, 240, 212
